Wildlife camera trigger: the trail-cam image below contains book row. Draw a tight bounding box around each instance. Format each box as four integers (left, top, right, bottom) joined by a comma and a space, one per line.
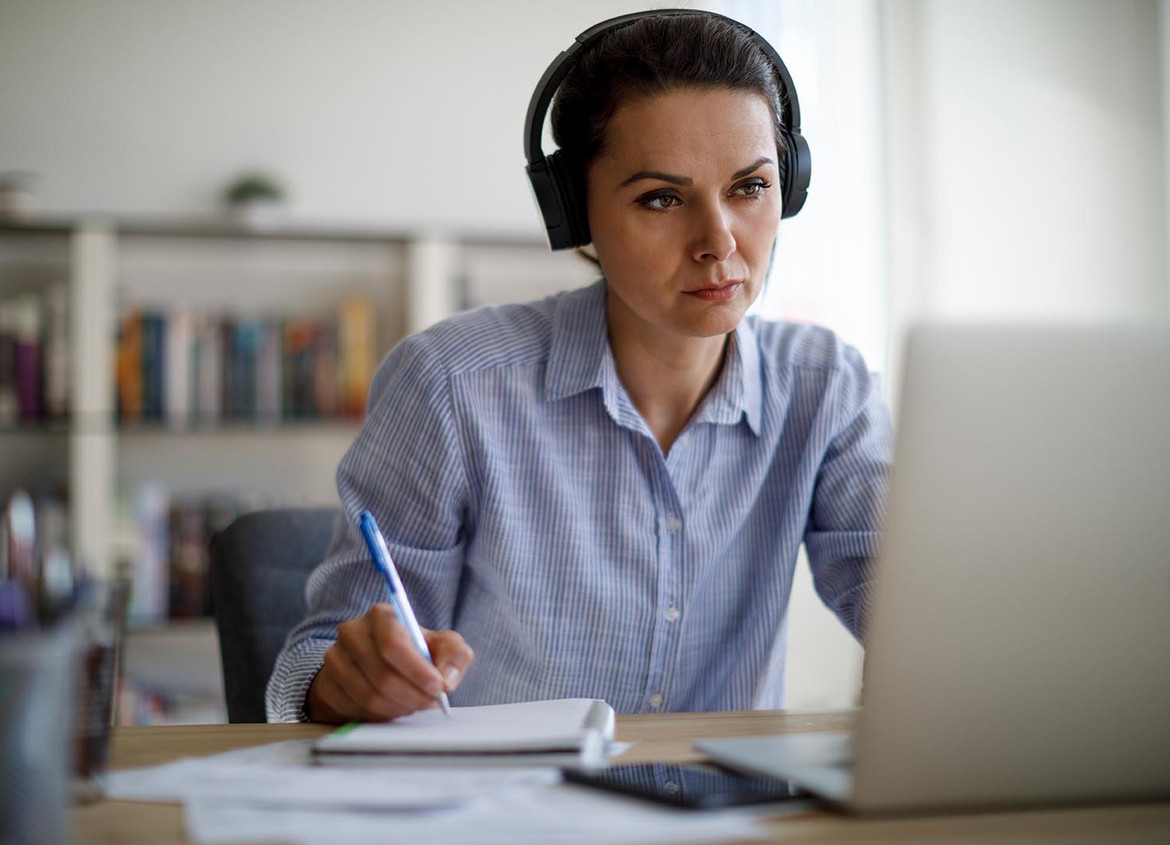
116, 485, 294, 624
0, 284, 69, 426
115, 297, 378, 425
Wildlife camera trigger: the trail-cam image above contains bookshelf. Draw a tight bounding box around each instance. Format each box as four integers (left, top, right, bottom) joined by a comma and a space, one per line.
0, 217, 586, 571
0, 216, 594, 722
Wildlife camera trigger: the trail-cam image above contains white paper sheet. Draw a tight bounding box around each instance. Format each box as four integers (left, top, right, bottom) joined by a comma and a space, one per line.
184, 781, 791, 845
105, 739, 558, 811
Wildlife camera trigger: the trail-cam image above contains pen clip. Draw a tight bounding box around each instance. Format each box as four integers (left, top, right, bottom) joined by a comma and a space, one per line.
359, 511, 398, 595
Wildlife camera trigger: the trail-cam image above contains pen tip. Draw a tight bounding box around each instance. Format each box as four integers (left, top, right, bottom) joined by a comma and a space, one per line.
438, 692, 453, 718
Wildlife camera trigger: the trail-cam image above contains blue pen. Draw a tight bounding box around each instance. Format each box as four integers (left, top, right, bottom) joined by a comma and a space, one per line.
358, 510, 452, 717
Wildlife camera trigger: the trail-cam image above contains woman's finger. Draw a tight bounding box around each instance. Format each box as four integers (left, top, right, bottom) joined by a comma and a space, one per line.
427, 629, 475, 692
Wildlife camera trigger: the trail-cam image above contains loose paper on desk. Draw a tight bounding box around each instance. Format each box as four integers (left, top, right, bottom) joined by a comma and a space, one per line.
312, 697, 616, 768
104, 738, 558, 812
185, 781, 784, 845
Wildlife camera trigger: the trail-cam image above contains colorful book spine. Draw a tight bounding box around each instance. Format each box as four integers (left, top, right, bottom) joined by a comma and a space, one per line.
337, 296, 375, 418
283, 320, 315, 419
0, 288, 73, 427
235, 320, 260, 420
43, 282, 69, 421
195, 313, 222, 425
256, 317, 283, 422
11, 295, 43, 423
0, 302, 18, 426
116, 310, 144, 424
165, 308, 193, 428
168, 501, 212, 618
140, 312, 165, 422
219, 317, 237, 419
312, 322, 338, 419
114, 300, 377, 426
127, 482, 169, 625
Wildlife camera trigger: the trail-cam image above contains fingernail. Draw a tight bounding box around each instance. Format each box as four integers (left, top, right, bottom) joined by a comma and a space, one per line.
425, 679, 444, 697
443, 666, 462, 689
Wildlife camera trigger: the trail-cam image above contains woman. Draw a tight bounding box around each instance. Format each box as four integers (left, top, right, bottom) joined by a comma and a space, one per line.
267, 11, 891, 724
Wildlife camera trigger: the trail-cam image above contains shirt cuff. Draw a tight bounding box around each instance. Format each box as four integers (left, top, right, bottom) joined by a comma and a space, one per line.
265, 638, 332, 723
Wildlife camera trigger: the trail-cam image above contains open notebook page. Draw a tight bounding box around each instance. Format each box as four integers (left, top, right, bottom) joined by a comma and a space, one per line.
314, 698, 615, 754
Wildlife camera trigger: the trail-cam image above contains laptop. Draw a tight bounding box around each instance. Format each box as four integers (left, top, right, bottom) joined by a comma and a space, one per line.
697, 323, 1170, 814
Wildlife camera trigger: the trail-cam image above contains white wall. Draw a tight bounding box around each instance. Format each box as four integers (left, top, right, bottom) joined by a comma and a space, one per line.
0, 0, 697, 233
884, 0, 1167, 397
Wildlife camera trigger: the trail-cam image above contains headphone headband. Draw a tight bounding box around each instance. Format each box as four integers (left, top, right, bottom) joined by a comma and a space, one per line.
524, 9, 811, 250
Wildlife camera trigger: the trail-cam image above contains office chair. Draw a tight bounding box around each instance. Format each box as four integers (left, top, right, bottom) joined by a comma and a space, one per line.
210, 507, 340, 723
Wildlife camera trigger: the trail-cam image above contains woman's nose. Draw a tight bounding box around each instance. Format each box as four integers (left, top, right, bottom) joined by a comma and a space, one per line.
691, 203, 736, 263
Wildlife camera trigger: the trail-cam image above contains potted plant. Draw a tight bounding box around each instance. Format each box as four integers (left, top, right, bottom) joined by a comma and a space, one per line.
222, 171, 287, 229
0, 171, 39, 220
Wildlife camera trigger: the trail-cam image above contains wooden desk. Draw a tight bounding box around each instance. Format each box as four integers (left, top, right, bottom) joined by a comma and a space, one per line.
75, 710, 1170, 845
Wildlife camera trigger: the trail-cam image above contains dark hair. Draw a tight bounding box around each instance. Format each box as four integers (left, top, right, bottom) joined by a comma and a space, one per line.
550, 13, 787, 204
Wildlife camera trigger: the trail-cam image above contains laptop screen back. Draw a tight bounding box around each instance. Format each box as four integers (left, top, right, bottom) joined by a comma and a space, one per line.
851, 324, 1170, 812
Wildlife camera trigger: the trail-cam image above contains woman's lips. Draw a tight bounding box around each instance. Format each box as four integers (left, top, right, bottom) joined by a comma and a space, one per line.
684, 281, 743, 301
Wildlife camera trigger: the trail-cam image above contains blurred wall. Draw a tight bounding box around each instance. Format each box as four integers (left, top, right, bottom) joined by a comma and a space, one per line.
884, 0, 1168, 393
0, 0, 698, 233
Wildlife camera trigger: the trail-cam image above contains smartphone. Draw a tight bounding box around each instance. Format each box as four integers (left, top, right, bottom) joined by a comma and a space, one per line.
562, 762, 805, 809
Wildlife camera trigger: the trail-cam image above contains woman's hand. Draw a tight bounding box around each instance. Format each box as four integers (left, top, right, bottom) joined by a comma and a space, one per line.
307, 604, 474, 723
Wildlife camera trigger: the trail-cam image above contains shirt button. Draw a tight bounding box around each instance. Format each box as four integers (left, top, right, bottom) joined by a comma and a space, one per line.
664, 605, 680, 623
665, 516, 682, 533
664, 781, 680, 794
649, 692, 664, 709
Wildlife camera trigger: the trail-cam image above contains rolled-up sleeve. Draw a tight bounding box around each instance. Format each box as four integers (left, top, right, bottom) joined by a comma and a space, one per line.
265, 331, 470, 723
802, 345, 892, 641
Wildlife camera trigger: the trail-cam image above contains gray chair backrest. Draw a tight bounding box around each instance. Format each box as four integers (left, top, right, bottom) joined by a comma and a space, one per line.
211, 507, 340, 723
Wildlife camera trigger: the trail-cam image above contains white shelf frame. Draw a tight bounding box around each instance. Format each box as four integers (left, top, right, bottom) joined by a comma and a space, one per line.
69, 222, 116, 576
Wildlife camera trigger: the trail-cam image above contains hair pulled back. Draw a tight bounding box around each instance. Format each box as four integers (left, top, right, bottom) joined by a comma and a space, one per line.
549, 14, 787, 203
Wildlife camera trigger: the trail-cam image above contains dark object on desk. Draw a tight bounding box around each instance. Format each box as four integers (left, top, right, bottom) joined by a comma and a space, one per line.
563, 762, 803, 809
210, 507, 339, 723
74, 577, 131, 803
0, 618, 79, 843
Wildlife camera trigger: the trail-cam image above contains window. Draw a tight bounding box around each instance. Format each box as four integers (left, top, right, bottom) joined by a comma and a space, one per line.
725, 0, 890, 381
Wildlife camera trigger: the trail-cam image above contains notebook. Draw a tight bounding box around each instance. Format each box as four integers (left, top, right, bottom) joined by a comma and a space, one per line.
697, 322, 1170, 814
312, 698, 615, 768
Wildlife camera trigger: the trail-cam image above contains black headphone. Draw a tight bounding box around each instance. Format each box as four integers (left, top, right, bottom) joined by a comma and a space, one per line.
523, 9, 811, 251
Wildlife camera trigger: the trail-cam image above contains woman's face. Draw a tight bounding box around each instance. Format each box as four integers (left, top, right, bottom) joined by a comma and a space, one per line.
586, 86, 783, 343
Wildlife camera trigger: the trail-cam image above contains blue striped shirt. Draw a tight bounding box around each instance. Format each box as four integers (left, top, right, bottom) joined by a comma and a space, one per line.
267, 280, 892, 722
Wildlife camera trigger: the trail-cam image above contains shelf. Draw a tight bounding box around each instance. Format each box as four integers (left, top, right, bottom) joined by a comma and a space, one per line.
124, 616, 216, 636
0, 218, 75, 237
120, 617, 225, 724
0, 215, 547, 249
0, 220, 577, 582
116, 420, 364, 436
0, 420, 364, 436
1, 215, 411, 244
0, 421, 72, 436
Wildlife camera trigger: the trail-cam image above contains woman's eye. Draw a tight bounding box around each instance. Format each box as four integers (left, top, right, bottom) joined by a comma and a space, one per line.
733, 179, 771, 199
636, 191, 681, 211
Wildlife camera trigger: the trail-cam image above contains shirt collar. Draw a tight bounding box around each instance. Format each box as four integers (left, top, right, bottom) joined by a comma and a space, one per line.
545, 279, 609, 402
691, 318, 763, 436
544, 279, 762, 437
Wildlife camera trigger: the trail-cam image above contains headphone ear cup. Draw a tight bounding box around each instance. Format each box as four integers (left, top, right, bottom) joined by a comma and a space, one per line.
547, 150, 592, 248
781, 130, 811, 219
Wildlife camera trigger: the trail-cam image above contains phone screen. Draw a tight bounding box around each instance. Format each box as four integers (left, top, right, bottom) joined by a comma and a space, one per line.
562, 762, 804, 809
